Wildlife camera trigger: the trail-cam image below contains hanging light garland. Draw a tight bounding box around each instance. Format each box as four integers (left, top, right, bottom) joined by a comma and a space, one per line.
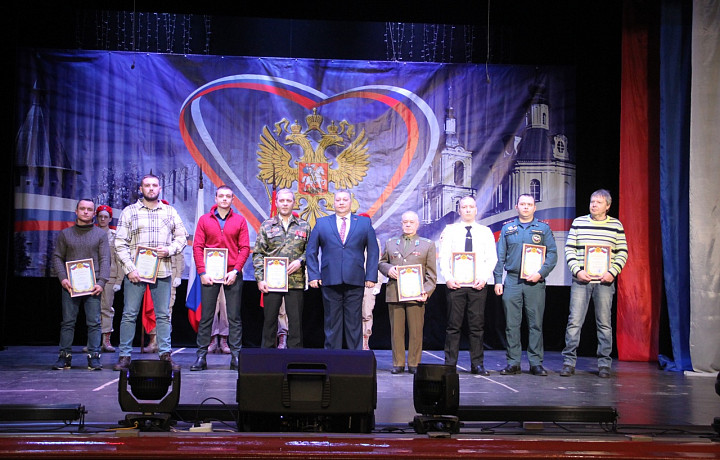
81, 9, 209, 55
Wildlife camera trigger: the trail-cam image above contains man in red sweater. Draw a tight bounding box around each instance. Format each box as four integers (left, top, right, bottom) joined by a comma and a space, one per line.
190, 185, 250, 371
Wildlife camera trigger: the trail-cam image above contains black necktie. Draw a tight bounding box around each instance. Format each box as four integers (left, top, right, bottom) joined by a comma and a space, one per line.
465, 226, 473, 252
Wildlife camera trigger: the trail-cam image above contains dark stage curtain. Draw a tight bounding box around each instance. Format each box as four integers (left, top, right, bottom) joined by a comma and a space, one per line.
658, 0, 692, 371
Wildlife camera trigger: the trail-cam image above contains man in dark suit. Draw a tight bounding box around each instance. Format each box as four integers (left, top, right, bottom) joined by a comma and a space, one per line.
307, 190, 379, 349
379, 211, 437, 374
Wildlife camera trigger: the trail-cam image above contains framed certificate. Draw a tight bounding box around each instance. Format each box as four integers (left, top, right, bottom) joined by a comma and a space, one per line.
584, 244, 611, 281
520, 244, 546, 280
134, 246, 159, 283
204, 248, 228, 283
264, 257, 289, 292
396, 264, 424, 302
66, 259, 96, 297
451, 252, 475, 287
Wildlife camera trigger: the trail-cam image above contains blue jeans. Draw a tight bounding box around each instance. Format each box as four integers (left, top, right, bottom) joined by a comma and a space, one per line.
562, 279, 615, 368
118, 276, 172, 356
60, 289, 101, 354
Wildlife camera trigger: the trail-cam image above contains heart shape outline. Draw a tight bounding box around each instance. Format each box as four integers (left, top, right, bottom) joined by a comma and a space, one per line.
180, 75, 439, 230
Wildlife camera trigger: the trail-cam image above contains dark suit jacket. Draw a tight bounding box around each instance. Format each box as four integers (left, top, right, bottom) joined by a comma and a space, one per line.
378, 235, 437, 303
306, 213, 379, 286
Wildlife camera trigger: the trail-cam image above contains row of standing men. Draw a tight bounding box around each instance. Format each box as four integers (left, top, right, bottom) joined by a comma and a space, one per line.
51, 175, 627, 379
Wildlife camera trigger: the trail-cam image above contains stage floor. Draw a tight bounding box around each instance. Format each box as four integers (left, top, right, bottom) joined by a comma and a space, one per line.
1, 346, 719, 458
1, 346, 718, 427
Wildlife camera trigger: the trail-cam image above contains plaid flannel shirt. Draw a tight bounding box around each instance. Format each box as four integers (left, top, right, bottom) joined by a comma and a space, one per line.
115, 200, 187, 279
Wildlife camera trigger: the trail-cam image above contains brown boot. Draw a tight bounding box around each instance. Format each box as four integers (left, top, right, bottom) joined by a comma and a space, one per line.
219, 335, 231, 354
102, 333, 116, 353
207, 335, 218, 354
160, 352, 181, 371
142, 334, 158, 353
113, 355, 131, 371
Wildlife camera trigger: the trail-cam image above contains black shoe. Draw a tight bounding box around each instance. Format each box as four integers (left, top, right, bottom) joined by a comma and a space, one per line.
529, 365, 547, 376
190, 355, 207, 371
160, 352, 181, 372
87, 353, 102, 371
230, 355, 239, 370
52, 352, 72, 370
559, 364, 575, 377
113, 355, 131, 371
598, 366, 611, 378
471, 365, 490, 376
391, 366, 404, 374
408, 366, 418, 375
500, 364, 521, 375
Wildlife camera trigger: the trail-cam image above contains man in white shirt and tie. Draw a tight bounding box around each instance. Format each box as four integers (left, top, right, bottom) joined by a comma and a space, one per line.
438, 196, 498, 375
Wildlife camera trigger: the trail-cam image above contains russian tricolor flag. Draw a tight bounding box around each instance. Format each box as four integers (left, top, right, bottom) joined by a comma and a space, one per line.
185, 177, 205, 332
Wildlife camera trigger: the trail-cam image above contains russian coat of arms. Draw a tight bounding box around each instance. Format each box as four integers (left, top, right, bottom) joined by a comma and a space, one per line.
256, 109, 369, 228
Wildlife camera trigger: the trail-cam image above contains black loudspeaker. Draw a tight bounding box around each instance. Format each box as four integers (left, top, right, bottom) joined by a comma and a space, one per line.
236, 348, 376, 433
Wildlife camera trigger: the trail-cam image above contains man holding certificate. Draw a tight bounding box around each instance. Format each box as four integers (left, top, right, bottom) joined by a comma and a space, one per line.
438, 196, 498, 375
51, 199, 110, 370
113, 174, 187, 371
493, 194, 557, 376
253, 188, 311, 349
561, 189, 628, 379
190, 185, 250, 371
378, 211, 436, 374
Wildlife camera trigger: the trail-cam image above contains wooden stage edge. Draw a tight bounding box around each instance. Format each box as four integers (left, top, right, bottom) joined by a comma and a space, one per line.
1, 432, 719, 459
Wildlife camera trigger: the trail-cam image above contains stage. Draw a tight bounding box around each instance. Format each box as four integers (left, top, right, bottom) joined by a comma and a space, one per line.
1, 347, 718, 458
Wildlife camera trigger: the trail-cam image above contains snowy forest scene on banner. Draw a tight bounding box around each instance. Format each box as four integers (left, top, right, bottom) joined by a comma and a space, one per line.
14, 50, 575, 285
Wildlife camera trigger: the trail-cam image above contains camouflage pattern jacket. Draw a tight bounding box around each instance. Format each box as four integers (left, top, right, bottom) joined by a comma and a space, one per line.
253, 215, 311, 289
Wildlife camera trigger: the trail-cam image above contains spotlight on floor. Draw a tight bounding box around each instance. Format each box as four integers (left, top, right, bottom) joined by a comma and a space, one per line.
412, 364, 460, 434
118, 359, 181, 431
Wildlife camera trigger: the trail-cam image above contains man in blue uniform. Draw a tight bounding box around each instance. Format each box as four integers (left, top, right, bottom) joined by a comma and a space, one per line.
494, 194, 557, 376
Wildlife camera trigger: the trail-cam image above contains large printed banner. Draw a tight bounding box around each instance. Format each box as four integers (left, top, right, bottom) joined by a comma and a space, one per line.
14, 50, 575, 284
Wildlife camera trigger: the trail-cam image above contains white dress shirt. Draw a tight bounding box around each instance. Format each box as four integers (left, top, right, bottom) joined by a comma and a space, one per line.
438, 221, 498, 284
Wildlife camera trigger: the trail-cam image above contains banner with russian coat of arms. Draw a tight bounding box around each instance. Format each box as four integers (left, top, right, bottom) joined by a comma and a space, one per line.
14, 50, 575, 285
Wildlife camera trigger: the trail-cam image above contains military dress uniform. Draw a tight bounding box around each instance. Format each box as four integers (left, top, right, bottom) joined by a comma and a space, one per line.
378, 235, 437, 372
493, 217, 557, 370
253, 214, 311, 348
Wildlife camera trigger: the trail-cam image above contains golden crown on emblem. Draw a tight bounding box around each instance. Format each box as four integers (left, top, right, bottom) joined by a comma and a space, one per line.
306, 108, 323, 131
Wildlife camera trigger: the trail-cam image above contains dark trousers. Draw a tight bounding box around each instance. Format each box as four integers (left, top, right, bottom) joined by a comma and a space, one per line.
261, 289, 304, 348
197, 280, 243, 356
320, 283, 364, 350
444, 286, 488, 367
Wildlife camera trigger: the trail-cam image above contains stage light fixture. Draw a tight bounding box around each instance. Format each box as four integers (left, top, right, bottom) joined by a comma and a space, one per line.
412, 364, 460, 434
411, 364, 619, 434
118, 359, 181, 431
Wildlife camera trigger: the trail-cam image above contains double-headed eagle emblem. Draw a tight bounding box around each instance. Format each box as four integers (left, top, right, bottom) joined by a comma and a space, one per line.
257, 109, 370, 228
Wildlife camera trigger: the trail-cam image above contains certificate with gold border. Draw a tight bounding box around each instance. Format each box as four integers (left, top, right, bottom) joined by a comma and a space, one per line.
397, 264, 424, 302
204, 248, 228, 283
134, 246, 159, 283
451, 252, 475, 287
520, 244, 546, 280
584, 244, 611, 281
66, 259, 96, 297
264, 257, 289, 292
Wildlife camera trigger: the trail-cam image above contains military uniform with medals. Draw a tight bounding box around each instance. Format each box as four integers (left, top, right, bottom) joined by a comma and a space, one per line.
378, 235, 437, 372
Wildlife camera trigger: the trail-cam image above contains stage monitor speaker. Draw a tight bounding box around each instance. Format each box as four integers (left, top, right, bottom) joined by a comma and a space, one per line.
236, 348, 376, 433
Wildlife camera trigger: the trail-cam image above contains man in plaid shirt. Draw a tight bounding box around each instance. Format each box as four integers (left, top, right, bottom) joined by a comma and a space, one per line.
113, 174, 187, 371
